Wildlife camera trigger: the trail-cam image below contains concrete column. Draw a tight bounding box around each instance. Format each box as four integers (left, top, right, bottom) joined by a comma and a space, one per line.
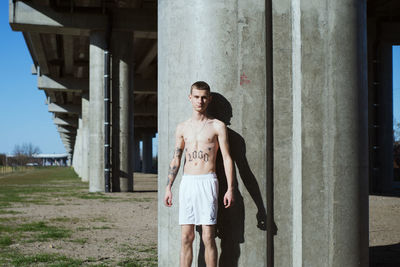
81, 92, 90, 182
111, 31, 134, 192
67, 153, 72, 167
89, 31, 105, 192
72, 129, 79, 172
142, 131, 153, 173
72, 118, 82, 177
134, 134, 141, 172
158, 1, 267, 266
377, 42, 394, 193
272, 0, 368, 266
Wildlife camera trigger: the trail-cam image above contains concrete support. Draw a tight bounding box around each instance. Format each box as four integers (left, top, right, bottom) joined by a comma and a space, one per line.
377, 43, 394, 193
272, 0, 368, 266
142, 131, 153, 173
134, 134, 141, 172
67, 153, 72, 167
89, 31, 105, 192
158, 1, 267, 266
72, 117, 83, 177
81, 92, 90, 182
111, 31, 134, 192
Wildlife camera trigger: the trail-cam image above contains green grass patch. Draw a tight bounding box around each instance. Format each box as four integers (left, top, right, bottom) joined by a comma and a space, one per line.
50, 217, 80, 223
7, 252, 83, 266
69, 238, 88, 245
90, 216, 109, 223
76, 226, 91, 231
0, 221, 71, 243
0, 209, 22, 215
18, 221, 71, 241
117, 256, 157, 267
93, 225, 112, 230
0, 235, 13, 246
0, 167, 86, 214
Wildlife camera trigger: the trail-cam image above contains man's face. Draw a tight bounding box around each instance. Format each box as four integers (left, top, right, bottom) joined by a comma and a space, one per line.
189, 88, 211, 113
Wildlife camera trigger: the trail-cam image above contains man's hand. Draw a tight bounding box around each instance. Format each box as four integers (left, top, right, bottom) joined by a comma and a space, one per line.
164, 188, 173, 207
223, 189, 234, 208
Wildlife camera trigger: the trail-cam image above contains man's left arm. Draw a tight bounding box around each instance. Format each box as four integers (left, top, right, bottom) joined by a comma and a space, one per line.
216, 122, 234, 208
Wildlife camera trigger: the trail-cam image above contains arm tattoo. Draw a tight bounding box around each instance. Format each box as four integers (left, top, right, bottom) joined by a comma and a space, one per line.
166, 147, 183, 187
174, 148, 183, 158
166, 165, 178, 186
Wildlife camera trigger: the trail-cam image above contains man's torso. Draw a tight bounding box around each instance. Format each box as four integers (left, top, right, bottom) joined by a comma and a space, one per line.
181, 118, 219, 175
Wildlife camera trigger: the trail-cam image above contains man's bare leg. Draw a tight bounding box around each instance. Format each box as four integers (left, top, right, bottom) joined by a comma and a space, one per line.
180, 224, 195, 267
202, 225, 217, 267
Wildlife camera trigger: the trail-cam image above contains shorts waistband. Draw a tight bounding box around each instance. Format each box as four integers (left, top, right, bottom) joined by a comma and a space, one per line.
182, 172, 217, 180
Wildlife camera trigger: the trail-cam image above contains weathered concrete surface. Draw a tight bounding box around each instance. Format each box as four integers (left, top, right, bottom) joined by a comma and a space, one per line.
72, 117, 82, 177
272, 0, 369, 266
81, 93, 90, 182
158, 0, 267, 266
111, 31, 134, 192
89, 31, 105, 192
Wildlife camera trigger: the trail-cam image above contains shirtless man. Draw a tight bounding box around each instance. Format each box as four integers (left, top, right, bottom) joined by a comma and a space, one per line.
164, 81, 234, 267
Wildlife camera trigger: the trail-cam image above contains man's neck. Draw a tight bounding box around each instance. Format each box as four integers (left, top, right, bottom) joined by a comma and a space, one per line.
191, 111, 208, 122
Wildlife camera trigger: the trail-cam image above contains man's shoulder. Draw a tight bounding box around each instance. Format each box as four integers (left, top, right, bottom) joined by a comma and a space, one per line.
210, 118, 226, 129
176, 119, 190, 133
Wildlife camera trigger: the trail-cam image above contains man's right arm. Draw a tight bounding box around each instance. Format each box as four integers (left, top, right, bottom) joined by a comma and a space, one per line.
164, 123, 185, 207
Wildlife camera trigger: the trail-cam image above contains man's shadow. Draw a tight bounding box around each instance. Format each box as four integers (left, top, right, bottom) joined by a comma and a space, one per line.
196, 93, 275, 267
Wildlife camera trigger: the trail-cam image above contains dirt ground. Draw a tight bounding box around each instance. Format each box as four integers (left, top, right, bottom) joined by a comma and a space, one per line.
1, 168, 399, 266
0, 169, 158, 266
369, 194, 400, 267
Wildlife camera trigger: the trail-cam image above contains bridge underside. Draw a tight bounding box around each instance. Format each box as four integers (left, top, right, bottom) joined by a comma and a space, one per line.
10, 0, 158, 192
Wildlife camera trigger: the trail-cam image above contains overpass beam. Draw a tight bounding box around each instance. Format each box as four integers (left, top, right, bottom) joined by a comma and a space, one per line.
48, 103, 80, 114
9, 1, 156, 35
38, 75, 88, 92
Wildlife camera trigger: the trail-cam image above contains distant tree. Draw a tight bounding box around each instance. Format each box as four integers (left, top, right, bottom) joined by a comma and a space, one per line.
13, 142, 41, 157
394, 120, 400, 172
12, 143, 41, 166
394, 119, 400, 142
0, 154, 6, 166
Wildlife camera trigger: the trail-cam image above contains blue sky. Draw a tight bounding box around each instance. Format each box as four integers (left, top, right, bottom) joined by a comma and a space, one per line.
0, 2, 65, 155
0, 2, 159, 156
0, 1, 398, 155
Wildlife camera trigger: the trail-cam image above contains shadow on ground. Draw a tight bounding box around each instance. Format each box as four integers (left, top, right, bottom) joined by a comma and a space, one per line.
370, 242, 400, 267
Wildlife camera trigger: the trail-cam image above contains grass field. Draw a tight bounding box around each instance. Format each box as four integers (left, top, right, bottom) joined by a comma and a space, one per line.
0, 167, 157, 267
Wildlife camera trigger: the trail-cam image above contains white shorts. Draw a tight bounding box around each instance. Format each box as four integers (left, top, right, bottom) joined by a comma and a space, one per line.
179, 173, 219, 225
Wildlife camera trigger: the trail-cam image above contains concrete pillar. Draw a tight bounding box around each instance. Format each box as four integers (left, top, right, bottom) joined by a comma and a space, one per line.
72, 118, 82, 177
272, 0, 368, 266
111, 31, 134, 192
142, 131, 153, 173
89, 31, 105, 192
67, 153, 72, 167
81, 92, 90, 182
134, 134, 141, 172
158, 1, 267, 266
377, 42, 394, 193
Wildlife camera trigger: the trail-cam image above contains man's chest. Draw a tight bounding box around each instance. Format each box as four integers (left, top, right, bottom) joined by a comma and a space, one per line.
183, 129, 218, 145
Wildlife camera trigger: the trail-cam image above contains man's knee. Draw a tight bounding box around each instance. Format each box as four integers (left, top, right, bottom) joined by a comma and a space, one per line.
181, 231, 195, 245
201, 229, 215, 246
